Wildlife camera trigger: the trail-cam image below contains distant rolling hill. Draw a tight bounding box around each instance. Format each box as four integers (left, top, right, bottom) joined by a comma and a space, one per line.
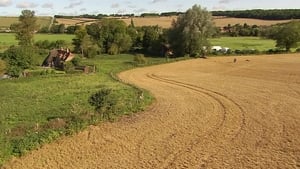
0, 16, 52, 31
56, 16, 292, 28
0, 16, 292, 31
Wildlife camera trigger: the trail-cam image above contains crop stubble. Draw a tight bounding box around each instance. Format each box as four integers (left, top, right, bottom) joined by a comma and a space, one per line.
3, 54, 300, 169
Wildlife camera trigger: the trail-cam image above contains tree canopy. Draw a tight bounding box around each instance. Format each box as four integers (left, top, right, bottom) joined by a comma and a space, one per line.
266, 21, 300, 51
169, 5, 214, 56
13, 10, 39, 46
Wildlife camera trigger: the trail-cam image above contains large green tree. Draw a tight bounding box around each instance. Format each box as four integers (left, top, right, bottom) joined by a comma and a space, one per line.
268, 21, 300, 51
86, 19, 132, 55
13, 10, 39, 46
169, 5, 214, 56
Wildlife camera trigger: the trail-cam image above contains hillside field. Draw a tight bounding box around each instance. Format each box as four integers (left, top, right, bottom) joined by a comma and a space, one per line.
57, 16, 292, 28
0, 16, 292, 30
3, 54, 300, 168
0, 16, 52, 29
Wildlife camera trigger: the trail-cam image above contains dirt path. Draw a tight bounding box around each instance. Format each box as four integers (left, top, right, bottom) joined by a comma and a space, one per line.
3, 54, 300, 169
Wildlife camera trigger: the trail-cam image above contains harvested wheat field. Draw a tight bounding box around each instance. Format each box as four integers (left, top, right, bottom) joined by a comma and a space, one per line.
3, 54, 300, 169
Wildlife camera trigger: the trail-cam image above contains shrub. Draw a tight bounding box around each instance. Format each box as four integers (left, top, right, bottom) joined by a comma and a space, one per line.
133, 54, 147, 65
3, 46, 37, 77
0, 59, 6, 75
71, 57, 82, 66
63, 62, 75, 73
108, 43, 119, 55
84, 46, 99, 58
88, 88, 118, 120
266, 48, 286, 54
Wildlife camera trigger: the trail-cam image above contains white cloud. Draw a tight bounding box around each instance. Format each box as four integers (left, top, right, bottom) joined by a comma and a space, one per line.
111, 3, 120, 8
65, 0, 83, 9
0, 0, 12, 7
16, 1, 38, 8
41, 3, 53, 9
219, 0, 236, 4
134, 8, 147, 13
151, 0, 167, 3
213, 5, 226, 10
117, 9, 127, 14
128, 4, 136, 8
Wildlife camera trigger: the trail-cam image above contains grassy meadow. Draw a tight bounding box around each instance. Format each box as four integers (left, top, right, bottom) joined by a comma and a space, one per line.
0, 33, 74, 52
0, 53, 178, 165
209, 36, 276, 51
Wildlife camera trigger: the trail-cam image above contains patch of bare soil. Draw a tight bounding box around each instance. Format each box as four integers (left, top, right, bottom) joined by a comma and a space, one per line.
3, 54, 300, 169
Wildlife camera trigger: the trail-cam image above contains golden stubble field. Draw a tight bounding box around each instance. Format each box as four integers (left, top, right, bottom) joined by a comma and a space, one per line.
3, 54, 300, 168
56, 16, 292, 28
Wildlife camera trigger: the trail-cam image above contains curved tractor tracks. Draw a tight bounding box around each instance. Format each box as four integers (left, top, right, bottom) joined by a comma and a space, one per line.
3, 55, 300, 169
144, 73, 246, 168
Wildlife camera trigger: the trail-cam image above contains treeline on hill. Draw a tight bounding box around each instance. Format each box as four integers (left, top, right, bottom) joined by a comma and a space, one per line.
54, 12, 185, 19
54, 9, 300, 20
212, 9, 300, 20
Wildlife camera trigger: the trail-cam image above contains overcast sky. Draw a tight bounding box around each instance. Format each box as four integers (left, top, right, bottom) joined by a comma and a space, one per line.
1, 0, 300, 16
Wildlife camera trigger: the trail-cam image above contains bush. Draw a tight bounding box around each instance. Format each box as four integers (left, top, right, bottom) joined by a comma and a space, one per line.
108, 43, 119, 55
0, 59, 6, 75
63, 62, 75, 73
84, 46, 99, 58
88, 88, 118, 120
133, 54, 147, 65
3, 46, 37, 77
71, 57, 82, 66
266, 48, 286, 54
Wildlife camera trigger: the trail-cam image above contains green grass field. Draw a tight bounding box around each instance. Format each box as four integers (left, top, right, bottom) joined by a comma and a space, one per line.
0, 33, 74, 52
209, 36, 276, 51
0, 16, 52, 29
0, 54, 168, 165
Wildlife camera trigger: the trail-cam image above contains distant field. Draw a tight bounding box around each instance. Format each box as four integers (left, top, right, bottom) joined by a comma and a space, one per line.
55, 18, 98, 27
120, 16, 178, 28
0, 33, 74, 51
55, 16, 292, 28
0, 16, 52, 29
209, 36, 276, 51
0, 16, 292, 29
213, 17, 291, 27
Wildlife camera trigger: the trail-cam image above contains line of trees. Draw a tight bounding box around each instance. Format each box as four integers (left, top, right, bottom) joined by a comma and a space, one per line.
212, 9, 300, 20
71, 5, 215, 58
3, 6, 300, 77
53, 9, 300, 20
222, 23, 261, 37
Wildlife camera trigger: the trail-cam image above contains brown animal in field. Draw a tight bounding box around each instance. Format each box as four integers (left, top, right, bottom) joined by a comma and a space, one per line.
233, 58, 237, 63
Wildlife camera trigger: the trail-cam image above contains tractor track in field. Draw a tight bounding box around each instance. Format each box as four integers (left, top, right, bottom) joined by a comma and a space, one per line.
146, 73, 246, 168
3, 54, 300, 169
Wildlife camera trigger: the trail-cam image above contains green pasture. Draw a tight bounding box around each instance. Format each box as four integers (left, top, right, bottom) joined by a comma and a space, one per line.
0, 16, 52, 29
0, 33, 75, 52
0, 53, 185, 165
209, 36, 276, 51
